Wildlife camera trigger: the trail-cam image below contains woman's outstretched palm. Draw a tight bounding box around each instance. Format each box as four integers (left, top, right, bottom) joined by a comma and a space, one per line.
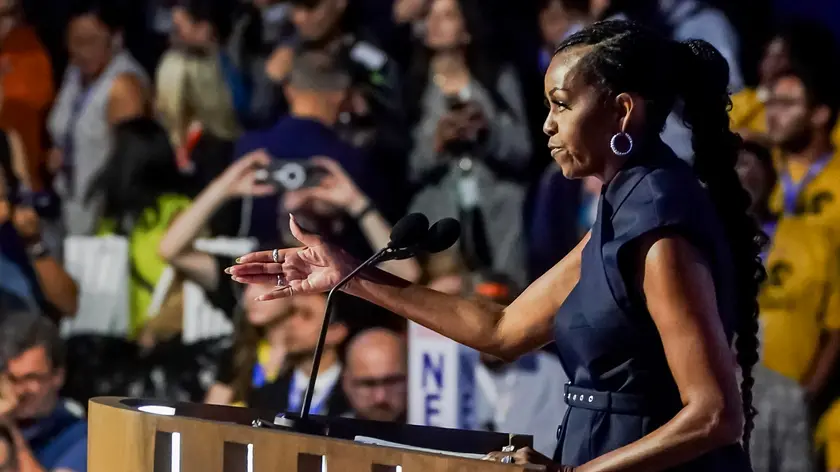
227, 215, 357, 301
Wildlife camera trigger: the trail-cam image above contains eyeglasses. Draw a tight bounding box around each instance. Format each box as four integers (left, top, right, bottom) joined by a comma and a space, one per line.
7, 370, 53, 387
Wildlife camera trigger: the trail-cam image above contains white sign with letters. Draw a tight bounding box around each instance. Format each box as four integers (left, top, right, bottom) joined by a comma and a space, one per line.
407, 322, 478, 429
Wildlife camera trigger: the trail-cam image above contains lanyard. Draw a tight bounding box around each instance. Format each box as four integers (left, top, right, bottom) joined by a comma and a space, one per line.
780, 154, 832, 215
62, 86, 94, 198
252, 363, 266, 388
287, 373, 327, 415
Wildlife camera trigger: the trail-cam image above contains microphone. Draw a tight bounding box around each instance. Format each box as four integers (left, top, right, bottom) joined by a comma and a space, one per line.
386, 212, 429, 249
380, 217, 462, 262
274, 213, 430, 433
422, 217, 461, 254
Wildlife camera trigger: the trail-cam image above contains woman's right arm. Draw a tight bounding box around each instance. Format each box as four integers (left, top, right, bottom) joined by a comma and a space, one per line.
348, 232, 587, 360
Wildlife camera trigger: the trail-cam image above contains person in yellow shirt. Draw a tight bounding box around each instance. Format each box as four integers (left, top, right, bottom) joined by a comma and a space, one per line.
765, 48, 840, 227
730, 19, 840, 148
86, 117, 192, 341
762, 45, 840, 470
759, 220, 840, 389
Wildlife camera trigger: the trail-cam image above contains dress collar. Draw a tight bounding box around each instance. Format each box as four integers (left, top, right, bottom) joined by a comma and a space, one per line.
601, 140, 681, 217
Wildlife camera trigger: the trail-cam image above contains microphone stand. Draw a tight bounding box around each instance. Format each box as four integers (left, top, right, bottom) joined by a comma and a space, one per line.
271, 248, 393, 434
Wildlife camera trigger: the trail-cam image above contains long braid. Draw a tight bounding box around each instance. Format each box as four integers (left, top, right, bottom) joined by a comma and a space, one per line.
675, 40, 765, 454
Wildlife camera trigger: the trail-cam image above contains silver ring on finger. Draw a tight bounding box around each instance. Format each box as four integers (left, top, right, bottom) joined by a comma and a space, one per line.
272, 248, 280, 263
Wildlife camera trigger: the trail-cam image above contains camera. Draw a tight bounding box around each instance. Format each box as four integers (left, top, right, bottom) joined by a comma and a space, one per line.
443, 94, 487, 157
254, 160, 328, 191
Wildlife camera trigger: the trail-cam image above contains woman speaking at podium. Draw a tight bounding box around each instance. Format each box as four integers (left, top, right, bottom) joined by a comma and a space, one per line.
227, 20, 762, 472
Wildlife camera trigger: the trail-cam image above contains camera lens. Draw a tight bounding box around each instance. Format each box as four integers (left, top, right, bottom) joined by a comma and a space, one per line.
275, 162, 307, 190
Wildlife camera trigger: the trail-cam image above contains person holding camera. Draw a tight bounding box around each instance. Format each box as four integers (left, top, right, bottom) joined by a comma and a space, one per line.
158, 150, 420, 319
404, 0, 531, 183
0, 129, 78, 320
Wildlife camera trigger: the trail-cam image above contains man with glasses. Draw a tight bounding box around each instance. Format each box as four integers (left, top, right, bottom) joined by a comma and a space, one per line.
341, 328, 407, 423
0, 311, 86, 472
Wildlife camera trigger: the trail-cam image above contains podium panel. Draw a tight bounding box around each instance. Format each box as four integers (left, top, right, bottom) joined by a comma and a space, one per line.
88, 397, 540, 472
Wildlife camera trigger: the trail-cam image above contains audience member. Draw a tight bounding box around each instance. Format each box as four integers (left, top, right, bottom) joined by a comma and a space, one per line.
265, 0, 401, 116
205, 284, 290, 406
158, 152, 274, 317
1, 149, 79, 319
248, 293, 351, 415
764, 36, 840, 225
405, 0, 529, 283
84, 117, 192, 342
0, 312, 87, 472
47, 0, 149, 237
469, 273, 567, 457
735, 141, 777, 253
526, 163, 595, 281
749, 364, 815, 472
658, 0, 744, 160
760, 38, 840, 467
730, 19, 840, 148
735, 138, 814, 472
404, 0, 531, 182
235, 48, 412, 268
0, 0, 54, 192
341, 328, 407, 422
168, 0, 252, 132
537, 0, 589, 73
659, 0, 742, 90
226, 0, 288, 128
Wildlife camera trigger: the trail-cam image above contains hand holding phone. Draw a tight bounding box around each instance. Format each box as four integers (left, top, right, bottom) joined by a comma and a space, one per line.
255, 159, 329, 191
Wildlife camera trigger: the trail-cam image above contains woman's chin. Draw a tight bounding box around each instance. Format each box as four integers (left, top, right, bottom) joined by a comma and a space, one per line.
556, 161, 583, 180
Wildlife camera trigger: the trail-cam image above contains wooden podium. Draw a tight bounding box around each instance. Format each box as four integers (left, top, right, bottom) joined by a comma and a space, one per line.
88, 397, 539, 472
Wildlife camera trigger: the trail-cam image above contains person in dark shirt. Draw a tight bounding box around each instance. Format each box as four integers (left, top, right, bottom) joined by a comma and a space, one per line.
248, 292, 351, 416
234, 47, 390, 258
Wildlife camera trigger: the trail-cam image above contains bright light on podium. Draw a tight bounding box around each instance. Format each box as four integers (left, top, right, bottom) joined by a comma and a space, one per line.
138, 405, 176, 416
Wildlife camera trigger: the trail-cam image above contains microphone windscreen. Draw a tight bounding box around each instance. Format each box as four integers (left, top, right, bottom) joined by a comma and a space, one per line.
388, 213, 429, 248
423, 218, 461, 253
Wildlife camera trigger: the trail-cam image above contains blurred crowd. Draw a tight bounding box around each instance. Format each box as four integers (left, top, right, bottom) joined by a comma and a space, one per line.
0, 0, 838, 471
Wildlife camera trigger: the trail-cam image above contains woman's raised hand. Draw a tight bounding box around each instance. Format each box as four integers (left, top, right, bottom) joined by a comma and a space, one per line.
226, 214, 359, 301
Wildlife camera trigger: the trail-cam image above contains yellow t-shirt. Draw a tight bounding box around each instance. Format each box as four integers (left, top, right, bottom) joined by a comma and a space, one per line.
768, 152, 840, 226
98, 193, 192, 338
729, 87, 840, 146
759, 218, 840, 381
816, 399, 840, 469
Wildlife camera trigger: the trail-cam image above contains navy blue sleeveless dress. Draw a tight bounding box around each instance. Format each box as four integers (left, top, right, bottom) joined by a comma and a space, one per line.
552, 143, 752, 471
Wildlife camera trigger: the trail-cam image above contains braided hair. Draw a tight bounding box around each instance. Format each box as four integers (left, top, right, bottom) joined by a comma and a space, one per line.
554, 20, 765, 453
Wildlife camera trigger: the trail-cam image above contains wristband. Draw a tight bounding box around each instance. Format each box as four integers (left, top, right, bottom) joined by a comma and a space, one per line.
26, 241, 50, 260
352, 201, 375, 220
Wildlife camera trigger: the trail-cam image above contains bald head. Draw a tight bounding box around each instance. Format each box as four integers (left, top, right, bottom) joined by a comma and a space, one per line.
342, 328, 407, 422
347, 328, 405, 368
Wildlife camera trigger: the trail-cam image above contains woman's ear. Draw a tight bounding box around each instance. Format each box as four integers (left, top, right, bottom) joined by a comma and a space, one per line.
614, 92, 635, 133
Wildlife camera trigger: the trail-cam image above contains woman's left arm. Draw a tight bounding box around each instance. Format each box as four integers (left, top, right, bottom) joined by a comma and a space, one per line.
577, 234, 744, 472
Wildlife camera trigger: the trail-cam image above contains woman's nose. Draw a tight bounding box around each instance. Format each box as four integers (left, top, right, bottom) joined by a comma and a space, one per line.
543, 114, 557, 137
